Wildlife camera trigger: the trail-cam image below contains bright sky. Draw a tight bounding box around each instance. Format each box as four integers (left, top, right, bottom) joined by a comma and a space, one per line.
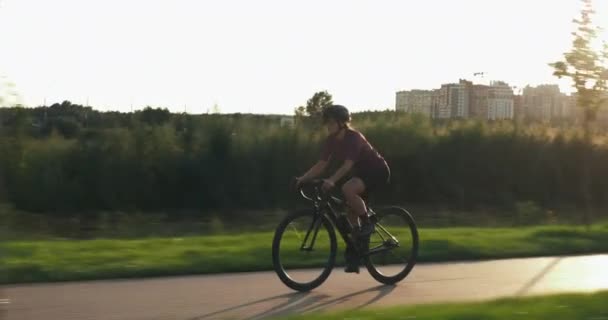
1, 0, 607, 114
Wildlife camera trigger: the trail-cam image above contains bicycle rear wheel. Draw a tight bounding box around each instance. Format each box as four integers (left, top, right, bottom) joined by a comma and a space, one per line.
363, 206, 418, 285
272, 210, 337, 291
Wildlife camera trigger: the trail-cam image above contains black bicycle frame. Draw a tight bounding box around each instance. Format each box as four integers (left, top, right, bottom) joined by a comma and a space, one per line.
297, 182, 399, 257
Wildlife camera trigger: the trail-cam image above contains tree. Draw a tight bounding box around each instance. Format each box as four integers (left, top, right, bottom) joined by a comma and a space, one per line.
549, 0, 608, 227
52, 117, 82, 138
294, 106, 306, 117
294, 91, 333, 117
139, 106, 171, 126
550, 0, 608, 139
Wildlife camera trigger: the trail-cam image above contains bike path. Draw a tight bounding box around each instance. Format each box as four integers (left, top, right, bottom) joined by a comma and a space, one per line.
3, 254, 608, 320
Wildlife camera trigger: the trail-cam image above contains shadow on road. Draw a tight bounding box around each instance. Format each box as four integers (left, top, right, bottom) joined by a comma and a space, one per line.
298, 284, 397, 315
516, 257, 562, 296
188, 284, 397, 320
243, 292, 329, 320
188, 291, 316, 320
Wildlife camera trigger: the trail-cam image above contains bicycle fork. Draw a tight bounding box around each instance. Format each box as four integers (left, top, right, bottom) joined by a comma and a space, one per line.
299, 215, 323, 252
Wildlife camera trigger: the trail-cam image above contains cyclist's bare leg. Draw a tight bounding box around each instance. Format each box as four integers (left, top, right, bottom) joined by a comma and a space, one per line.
342, 178, 367, 228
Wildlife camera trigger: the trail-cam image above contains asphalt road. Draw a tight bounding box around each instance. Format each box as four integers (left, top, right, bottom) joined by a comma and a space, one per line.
2, 254, 608, 320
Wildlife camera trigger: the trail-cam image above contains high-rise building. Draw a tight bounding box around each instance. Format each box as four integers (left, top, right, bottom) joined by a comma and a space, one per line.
396, 79, 520, 121
467, 82, 514, 120
487, 81, 514, 120
434, 79, 472, 119
470, 85, 489, 119
395, 90, 434, 117
522, 85, 570, 121
513, 94, 523, 121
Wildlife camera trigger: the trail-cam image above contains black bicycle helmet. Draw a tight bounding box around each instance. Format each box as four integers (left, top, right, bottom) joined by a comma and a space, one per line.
322, 105, 351, 124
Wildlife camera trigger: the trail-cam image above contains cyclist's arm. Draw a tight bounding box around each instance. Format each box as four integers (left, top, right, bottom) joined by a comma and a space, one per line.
328, 160, 354, 185
300, 160, 328, 182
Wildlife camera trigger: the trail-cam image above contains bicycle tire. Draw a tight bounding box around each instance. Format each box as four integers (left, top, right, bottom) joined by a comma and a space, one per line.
272, 209, 337, 291
364, 206, 419, 285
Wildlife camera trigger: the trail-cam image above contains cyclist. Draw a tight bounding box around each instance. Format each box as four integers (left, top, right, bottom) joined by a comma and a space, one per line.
296, 104, 391, 273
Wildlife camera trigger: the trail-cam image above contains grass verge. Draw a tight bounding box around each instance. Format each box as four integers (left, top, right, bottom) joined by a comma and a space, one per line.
279, 291, 608, 320
2, 224, 608, 284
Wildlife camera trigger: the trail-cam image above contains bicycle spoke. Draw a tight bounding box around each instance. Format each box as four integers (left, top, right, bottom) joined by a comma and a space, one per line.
289, 224, 303, 241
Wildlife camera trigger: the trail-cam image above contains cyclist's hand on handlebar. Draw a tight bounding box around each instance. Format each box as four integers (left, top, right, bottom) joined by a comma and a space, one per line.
321, 179, 335, 192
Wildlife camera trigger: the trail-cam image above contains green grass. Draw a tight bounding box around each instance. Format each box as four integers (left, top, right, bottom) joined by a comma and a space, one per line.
2, 224, 608, 284
279, 291, 608, 320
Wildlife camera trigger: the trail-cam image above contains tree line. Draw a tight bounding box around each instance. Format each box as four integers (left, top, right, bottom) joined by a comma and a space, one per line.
1, 103, 607, 222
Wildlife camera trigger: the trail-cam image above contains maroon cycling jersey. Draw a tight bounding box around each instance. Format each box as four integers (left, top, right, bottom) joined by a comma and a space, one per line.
319, 128, 387, 173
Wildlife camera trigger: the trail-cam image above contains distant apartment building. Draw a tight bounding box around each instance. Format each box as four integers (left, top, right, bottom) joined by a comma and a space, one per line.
433, 79, 472, 119
513, 94, 523, 121
470, 85, 489, 119
433, 85, 450, 119
487, 81, 514, 120
443, 80, 513, 120
556, 95, 573, 120
396, 79, 520, 121
395, 90, 434, 117
522, 85, 571, 121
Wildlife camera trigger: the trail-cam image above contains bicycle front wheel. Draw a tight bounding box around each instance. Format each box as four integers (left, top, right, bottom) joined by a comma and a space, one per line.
272, 210, 337, 292
364, 206, 419, 285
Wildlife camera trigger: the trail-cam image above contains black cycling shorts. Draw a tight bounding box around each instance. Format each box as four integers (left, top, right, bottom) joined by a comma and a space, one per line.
356, 163, 390, 195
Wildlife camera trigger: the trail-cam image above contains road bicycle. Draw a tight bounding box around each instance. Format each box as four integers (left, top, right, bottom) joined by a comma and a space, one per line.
272, 180, 419, 291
